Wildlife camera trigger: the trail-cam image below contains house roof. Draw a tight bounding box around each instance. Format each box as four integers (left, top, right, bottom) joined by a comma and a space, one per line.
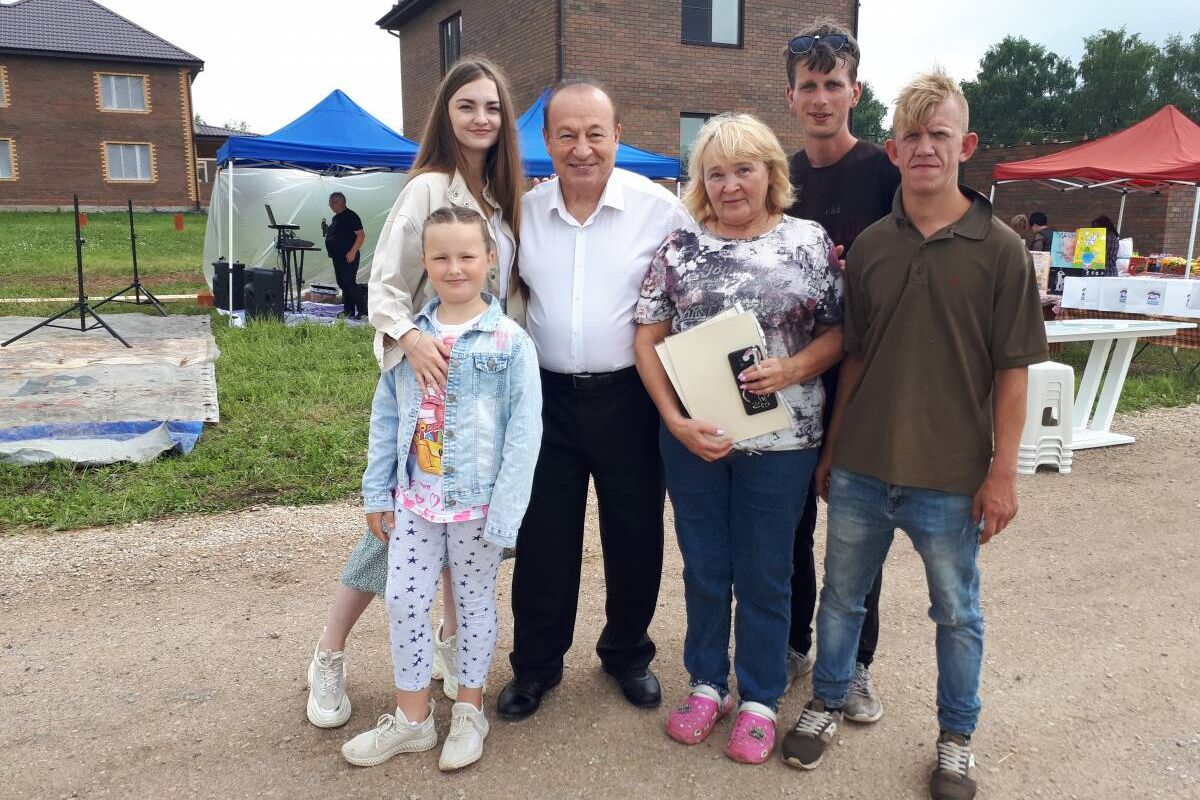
0, 0, 203, 68
376, 0, 437, 30
195, 123, 259, 139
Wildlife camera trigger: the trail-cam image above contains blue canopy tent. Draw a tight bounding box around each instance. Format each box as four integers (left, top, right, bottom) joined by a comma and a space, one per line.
207, 91, 419, 310
216, 89, 418, 172
516, 89, 680, 180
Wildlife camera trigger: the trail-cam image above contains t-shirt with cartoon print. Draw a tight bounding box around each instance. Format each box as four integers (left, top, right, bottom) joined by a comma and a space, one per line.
398, 309, 490, 523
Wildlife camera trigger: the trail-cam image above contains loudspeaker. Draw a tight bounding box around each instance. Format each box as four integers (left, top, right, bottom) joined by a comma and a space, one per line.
212, 261, 246, 311
243, 267, 285, 321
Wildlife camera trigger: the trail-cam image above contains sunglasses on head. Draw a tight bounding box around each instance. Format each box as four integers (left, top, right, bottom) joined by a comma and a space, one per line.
788, 33, 849, 55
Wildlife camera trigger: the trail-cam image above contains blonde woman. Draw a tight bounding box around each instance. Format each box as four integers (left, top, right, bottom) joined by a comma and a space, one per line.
632, 113, 844, 764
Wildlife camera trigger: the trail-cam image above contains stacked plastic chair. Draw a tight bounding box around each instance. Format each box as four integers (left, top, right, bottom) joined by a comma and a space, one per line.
1019, 362, 1074, 475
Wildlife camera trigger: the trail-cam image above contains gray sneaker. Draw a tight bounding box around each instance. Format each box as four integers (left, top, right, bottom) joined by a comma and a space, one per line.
930, 731, 977, 800
843, 662, 883, 723
785, 647, 815, 692
781, 699, 842, 770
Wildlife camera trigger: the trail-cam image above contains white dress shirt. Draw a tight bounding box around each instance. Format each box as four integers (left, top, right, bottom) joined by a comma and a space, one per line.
519, 168, 693, 374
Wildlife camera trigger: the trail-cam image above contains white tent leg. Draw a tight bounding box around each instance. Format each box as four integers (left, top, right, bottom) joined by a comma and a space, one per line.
988, 183, 995, 203
1187, 183, 1199, 280
227, 162, 235, 313
1116, 191, 1127, 234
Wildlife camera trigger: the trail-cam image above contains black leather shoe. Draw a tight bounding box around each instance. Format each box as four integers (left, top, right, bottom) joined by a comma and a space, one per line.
609, 667, 662, 708
496, 673, 562, 721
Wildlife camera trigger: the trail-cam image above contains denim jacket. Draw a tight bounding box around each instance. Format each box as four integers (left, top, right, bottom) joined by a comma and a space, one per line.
362, 294, 542, 548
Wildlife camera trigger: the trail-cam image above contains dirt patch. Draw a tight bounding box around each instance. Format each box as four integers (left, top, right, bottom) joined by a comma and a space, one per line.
2, 407, 1198, 799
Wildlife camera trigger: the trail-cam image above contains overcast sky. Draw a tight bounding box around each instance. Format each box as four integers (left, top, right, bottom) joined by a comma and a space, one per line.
100, 0, 1200, 138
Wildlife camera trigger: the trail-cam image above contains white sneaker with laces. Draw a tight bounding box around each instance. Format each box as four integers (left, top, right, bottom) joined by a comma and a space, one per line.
306, 639, 351, 728
431, 623, 459, 700
341, 704, 437, 767
439, 702, 490, 771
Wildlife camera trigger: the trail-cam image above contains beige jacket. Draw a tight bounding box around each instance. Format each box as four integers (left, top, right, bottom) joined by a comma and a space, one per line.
368, 170, 525, 372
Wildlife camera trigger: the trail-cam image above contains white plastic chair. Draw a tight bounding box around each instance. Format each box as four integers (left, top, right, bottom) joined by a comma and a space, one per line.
1019, 362, 1074, 475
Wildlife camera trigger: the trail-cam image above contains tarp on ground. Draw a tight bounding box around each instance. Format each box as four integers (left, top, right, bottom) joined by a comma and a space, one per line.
517, 89, 681, 179
992, 105, 1200, 189
217, 90, 419, 172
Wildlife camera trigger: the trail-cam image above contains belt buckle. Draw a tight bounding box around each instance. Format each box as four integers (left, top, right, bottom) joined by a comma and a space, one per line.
571, 372, 592, 388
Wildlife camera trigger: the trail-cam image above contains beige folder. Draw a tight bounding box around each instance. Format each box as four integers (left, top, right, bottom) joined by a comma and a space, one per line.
656, 309, 793, 444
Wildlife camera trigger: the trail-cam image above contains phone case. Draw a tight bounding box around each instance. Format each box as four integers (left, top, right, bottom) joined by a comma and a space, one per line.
728, 347, 779, 416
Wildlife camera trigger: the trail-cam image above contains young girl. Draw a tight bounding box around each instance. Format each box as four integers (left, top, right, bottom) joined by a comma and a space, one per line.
342, 207, 541, 770
306, 58, 525, 728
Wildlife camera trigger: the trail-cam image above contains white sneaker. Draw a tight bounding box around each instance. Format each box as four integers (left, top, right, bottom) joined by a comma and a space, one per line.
439, 702, 489, 771
785, 647, 815, 692
431, 623, 458, 700
342, 704, 437, 767
306, 640, 351, 728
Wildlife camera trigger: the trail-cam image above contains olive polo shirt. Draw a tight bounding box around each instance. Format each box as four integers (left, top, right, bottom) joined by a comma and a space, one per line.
833, 186, 1049, 496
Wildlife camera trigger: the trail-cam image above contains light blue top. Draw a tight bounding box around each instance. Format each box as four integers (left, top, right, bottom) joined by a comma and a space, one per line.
362, 293, 543, 548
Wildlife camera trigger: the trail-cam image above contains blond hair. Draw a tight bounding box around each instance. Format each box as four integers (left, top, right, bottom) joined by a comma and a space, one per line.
683, 113, 794, 223
892, 69, 970, 136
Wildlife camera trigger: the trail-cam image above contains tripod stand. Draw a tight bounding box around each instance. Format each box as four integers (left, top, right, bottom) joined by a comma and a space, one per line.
1, 194, 131, 349
94, 199, 167, 316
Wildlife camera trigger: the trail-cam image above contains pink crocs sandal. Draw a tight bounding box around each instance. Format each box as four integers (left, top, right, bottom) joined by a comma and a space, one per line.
725, 702, 777, 764
665, 685, 735, 745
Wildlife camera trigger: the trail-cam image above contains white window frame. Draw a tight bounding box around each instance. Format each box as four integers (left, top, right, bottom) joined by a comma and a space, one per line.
0, 138, 16, 181
96, 72, 150, 113
103, 142, 156, 183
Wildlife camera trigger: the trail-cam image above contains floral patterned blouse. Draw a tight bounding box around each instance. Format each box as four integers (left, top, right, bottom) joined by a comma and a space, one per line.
635, 216, 844, 451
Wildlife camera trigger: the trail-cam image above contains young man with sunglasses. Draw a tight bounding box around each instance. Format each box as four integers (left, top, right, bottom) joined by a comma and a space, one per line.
781, 22, 899, 724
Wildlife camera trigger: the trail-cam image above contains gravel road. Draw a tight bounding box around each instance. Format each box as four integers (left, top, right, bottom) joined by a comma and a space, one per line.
2, 406, 1198, 800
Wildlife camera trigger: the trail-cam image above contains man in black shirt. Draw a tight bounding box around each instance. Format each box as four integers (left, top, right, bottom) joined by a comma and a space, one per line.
324, 192, 366, 318
782, 21, 900, 723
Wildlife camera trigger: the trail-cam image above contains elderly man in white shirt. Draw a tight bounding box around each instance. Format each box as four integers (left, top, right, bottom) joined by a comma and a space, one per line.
498, 80, 692, 721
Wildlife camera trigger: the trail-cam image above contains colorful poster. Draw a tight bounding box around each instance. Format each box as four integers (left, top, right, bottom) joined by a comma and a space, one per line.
1073, 227, 1107, 269
1050, 230, 1077, 270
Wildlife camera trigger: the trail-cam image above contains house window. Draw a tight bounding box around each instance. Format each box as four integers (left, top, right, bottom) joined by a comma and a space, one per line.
196, 158, 214, 183
682, 0, 741, 46
104, 142, 155, 182
0, 65, 8, 107
440, 13, 462, 75
97, 73, 148, 112
0, 139, 15, 180
679, 113, 713, 176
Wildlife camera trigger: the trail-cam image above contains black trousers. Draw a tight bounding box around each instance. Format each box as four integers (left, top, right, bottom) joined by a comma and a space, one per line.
332, 257, 366, 316
509, 367, 666, 683
789, 364, 884, 666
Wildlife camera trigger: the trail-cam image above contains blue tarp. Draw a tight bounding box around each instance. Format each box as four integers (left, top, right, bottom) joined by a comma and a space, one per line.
517, 90, 680, 179
217, 90, 419, 172
0, 421, 205, 454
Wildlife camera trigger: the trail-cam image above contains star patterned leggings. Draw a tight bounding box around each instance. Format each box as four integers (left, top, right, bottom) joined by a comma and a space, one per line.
386, 508, 504, 692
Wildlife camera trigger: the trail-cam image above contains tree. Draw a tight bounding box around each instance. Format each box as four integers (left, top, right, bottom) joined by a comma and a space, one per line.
1070, 28, 1159, 138
193, 112, 206, 126
961, 36, 1076, 147
852, 81, 888, 144
1153, 32, 1200, 122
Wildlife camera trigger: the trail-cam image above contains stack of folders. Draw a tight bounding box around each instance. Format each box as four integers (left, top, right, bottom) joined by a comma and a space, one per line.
655, 305, 793, 444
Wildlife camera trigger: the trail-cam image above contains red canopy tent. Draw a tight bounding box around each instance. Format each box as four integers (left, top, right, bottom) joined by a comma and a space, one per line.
990, 105, 1200, 271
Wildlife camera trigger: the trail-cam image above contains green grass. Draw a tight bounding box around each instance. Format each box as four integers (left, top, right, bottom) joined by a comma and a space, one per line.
0, 309, 378, 533
0, 211, 207, 299
0, 297, 1196, 533
1057, 341, 1200, 412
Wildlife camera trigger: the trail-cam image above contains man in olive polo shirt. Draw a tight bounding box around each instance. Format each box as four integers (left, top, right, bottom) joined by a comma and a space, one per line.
781, 71, 1048, 800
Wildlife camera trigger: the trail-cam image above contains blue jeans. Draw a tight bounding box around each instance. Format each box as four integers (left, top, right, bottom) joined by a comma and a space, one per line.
660, 424, 817, 708
813, 468, 984, 734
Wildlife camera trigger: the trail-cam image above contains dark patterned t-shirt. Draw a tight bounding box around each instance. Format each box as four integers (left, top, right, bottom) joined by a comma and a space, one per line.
635, 216, 844, 451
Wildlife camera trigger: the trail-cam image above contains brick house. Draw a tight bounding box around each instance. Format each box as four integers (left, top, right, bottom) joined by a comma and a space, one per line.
376, 0, 857, 171
962, 141, 1200, 257
0, 0, 204, 211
